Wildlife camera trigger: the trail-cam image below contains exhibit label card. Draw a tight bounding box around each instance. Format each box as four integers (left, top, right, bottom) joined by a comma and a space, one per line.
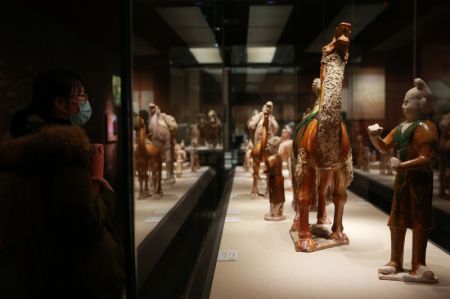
218, 250, 238, 261
225, 216, 240, 223
144, 216, 163, 223
227, 208, 240, 215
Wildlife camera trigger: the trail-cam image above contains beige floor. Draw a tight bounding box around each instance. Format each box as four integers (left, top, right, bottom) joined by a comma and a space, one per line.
210, 167, 450, 299
134, 167, 208, 247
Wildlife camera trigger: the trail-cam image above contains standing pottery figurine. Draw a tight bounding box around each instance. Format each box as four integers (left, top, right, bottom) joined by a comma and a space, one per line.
148, 103, 178, 183
278, 126, 293, 179
264, 136, 286, 221
174, 143, 187, 178
368, 78, 438, 283
248, 102, 278, 198
205, 109, 222, 148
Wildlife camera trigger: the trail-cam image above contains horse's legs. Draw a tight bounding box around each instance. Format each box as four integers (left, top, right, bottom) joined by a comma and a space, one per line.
330, 165, 348, 242
317, 168, 332, 224
157, 158, 163, 195
251, 158, 260, 197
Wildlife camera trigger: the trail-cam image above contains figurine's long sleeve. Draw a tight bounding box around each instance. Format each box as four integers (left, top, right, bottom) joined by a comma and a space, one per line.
368, 128, 396, 154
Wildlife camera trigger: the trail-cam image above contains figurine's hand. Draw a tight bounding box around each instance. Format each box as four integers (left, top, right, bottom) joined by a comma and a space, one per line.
367, 123, 383, 137
389, 157, 401, 170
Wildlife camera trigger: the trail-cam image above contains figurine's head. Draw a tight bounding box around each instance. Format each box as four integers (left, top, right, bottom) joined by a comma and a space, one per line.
197, 113, 206, 124
402, 78, 432, 122
266, 136, 282, 155
281, 126, 292, 140
263, 101, 273, 115
148, 102, 157, 116
312, 78, 321, 100
208, 109, 218, 123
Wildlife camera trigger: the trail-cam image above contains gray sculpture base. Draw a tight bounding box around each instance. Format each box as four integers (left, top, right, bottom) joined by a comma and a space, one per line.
290, 224, 349, 252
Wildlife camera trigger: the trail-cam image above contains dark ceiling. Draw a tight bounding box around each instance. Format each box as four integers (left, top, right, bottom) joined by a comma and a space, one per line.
132, 0, 450, 71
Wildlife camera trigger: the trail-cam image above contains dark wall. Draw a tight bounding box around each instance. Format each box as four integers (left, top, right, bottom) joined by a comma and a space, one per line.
0, 1, 122, 186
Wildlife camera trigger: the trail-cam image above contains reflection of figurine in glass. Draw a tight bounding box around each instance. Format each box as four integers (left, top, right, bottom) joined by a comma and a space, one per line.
380, 148, 394, 175
368, 78, 438, 283
189, 124, 201, 172
174, 142, 187, 178
264, 136, 286, 221
438, 112, 450, 198
135, 113, 162, 198
148, 103, 178, 183
278, 126, 293, 179
362, 146, 370, 172
291, 22, 353, 252
354, 134, 365, 169
195, 113, 207, 146
205, 109, 222, 148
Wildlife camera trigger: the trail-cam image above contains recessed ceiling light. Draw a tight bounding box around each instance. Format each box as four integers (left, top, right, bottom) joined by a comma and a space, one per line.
247, 47, 276, 63
189, 47, 222, 64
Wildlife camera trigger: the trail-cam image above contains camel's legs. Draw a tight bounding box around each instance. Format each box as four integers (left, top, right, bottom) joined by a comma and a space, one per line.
329, 166, 348, 241
317, 168, 332, 224
295, 165, 316, 251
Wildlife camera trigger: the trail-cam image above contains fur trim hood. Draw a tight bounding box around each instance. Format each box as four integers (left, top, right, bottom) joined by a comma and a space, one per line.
0, 125, 92, 173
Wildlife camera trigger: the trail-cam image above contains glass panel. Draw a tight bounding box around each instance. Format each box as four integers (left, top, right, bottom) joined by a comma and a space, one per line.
132, 0, 225, 247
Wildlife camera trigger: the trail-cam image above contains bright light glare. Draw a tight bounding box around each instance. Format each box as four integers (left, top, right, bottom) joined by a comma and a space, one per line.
247, 47, 276, 63
189, 47, 222, 64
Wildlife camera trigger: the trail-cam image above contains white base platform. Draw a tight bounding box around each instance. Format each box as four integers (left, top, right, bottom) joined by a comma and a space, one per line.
210, 167, 450, 299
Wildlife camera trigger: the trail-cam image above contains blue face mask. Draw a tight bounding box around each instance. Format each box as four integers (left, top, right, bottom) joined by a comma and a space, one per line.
70, 100, 92, 125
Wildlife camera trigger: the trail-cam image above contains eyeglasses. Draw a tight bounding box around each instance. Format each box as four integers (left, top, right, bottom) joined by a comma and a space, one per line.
69, 93, 88, 103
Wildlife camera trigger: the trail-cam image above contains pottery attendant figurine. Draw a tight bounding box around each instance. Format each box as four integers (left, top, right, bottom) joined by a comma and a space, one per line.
368, 78, 438, 283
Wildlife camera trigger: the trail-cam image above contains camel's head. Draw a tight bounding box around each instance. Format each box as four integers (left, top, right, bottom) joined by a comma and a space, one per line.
323, 22, 352, 62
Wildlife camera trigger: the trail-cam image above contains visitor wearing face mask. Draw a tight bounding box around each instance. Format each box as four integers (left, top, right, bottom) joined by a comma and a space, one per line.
0, 70, 126, 298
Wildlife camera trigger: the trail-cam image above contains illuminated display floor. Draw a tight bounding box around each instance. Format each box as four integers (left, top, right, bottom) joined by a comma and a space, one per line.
134, 167, 208, 247
210, 167, 450, 299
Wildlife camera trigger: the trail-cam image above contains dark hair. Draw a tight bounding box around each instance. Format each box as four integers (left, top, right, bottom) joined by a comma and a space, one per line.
9, 70, 84, 137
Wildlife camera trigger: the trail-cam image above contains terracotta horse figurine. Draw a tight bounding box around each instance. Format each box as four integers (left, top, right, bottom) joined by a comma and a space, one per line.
134, 116, 163, 198
291, 22, 353, 252
250, 109, 269, 198
148, 103, 178, 183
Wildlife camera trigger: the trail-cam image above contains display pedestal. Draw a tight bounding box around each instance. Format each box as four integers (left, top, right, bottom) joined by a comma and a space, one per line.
289, 224, 349, 252
379, 270, 439, 284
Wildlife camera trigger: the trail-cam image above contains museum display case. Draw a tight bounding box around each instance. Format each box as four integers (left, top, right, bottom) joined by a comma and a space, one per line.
2, 0, 450, 298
